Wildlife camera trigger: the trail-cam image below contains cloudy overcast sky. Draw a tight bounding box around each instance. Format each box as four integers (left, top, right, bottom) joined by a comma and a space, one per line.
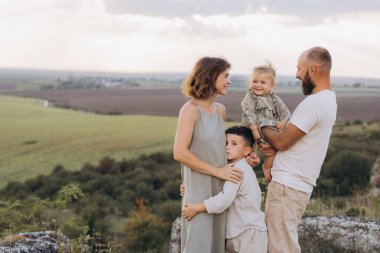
0, 0, 379, 78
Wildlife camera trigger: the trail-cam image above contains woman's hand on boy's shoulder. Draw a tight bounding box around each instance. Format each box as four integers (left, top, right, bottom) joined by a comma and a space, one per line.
216, 163, 243, 184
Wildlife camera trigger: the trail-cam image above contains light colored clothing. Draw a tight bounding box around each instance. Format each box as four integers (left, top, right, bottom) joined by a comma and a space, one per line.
271, 90, 337, 193
265, 181, 310, 253
241, 90, 290, 130
204, 159, 267, 239
226, 227, 268, 253
181, 105, 227, 253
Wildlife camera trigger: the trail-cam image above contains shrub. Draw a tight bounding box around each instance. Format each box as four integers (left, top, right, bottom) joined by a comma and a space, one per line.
317, 150, 371, 196
346, 207, 360, 217
125, 200, 168, 253
155, 200, 181, 223
333, 199, 346, 209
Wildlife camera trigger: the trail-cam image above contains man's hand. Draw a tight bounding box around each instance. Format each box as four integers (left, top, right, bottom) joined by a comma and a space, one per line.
246, 152, 260, 168
259, 143, 277, 157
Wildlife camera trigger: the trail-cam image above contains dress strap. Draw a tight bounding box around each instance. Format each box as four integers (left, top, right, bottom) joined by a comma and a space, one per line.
214, 102, 220, 112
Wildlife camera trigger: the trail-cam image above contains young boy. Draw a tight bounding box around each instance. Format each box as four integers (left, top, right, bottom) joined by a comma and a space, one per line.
183, 126, 268, 253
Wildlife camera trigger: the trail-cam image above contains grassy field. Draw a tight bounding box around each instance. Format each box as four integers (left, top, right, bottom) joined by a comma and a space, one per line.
0, 96, 179, 187
1, 94, 379, 189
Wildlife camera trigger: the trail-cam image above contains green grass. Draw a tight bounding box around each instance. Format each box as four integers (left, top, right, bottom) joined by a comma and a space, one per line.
1, 94, 378, 190
305, 192, 380, 220
0, 96, 179, 187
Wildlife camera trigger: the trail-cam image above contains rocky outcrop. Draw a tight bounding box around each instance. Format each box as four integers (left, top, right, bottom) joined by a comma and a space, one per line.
169, 216, 380, 253
169, 217, 181, 253
299, 216, 380, 253
370, 157, 380, 196
0, 231, 68, 253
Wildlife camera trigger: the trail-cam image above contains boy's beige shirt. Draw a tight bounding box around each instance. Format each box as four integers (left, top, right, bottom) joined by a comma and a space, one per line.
204, 158, 267, 239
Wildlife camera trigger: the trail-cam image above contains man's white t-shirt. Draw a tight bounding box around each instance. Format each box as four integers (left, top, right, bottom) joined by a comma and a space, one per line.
271, 90, 337, 193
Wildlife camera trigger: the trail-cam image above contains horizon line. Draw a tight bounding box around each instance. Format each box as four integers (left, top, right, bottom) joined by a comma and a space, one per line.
0, 66, 380, 80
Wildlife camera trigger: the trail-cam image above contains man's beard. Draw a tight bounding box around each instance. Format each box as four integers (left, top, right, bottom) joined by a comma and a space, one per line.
302, 72, 316, 95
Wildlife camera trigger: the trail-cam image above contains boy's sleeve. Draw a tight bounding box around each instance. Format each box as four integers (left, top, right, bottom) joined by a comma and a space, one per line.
241, 92, 258, 126
204, 180, 241, 214
274, 95, 291, 121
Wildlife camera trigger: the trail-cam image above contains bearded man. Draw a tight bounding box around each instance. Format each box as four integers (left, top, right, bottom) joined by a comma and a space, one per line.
260, 46, 337, 253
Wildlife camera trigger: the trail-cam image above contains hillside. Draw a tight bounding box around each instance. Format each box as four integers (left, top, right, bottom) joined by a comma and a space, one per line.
0, 96, 177, 187
1, 95, 379, 189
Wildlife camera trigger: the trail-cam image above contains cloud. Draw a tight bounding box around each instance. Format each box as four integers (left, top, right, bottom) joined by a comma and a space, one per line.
0, 0, 379, 77
104, 0, 380, 24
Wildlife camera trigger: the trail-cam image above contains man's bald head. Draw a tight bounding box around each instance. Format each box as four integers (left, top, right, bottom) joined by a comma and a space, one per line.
303, 47, 332, 70
297, 46, 332, 95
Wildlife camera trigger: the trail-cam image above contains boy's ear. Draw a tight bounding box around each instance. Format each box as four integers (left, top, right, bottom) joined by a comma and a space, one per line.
244, 146, 252, 157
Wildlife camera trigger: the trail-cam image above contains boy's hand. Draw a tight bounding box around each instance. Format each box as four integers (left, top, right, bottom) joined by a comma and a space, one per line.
180, 184, 185, 197
183, 203, 202, 221
246, 152, 260, 168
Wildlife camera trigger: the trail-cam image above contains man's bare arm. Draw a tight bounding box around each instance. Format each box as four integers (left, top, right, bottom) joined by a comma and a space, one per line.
261, 122, 306, 151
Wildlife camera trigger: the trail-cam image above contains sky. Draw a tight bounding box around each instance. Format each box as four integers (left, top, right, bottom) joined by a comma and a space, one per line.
0, 0, 379, 78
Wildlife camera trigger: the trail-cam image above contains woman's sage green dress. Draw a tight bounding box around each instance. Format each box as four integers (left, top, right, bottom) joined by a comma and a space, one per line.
181, 106, 227, 253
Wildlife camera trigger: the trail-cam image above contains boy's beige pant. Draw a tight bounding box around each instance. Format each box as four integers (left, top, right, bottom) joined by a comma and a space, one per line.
225, 227, 268, 253
265, 181, 311, 253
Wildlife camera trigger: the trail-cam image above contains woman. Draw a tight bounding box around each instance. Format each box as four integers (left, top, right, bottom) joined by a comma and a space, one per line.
173, 57, 258, 253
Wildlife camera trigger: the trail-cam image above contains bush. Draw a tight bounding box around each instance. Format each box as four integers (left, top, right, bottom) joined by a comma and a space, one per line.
155, 200, 181, 223
346, 207, 360, 217
317, 150, 371, 196
125, 200, 168, 253
333, 198, 346, 209
0, 152, 181, 251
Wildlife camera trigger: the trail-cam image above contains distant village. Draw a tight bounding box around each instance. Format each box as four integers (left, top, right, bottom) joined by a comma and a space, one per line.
41, 76, 140, 89
40, 74, 380, 90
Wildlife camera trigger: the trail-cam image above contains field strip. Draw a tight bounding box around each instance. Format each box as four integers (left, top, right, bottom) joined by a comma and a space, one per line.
0, 96, 180, 187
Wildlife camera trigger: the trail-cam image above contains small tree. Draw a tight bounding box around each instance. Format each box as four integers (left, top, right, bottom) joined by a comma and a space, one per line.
125, 199, 168, 252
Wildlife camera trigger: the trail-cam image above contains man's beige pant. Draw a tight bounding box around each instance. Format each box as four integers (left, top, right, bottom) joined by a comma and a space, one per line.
265, 181, 311, 253
226, 227, 268, 253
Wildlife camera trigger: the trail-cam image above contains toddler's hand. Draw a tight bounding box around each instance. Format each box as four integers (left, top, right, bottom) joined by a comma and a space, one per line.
254, 132, 262, 140
277, 120, 287, 130
251, 125, 261, 140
